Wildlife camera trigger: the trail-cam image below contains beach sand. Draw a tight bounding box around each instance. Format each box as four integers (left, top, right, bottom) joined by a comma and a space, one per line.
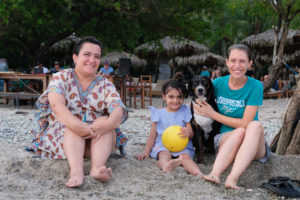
0, 98, 299, 200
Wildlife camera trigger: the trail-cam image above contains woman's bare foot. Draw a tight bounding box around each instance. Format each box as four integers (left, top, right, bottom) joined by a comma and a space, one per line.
163, 157, 182, 172
204, 173, 220, 184
66, 172, 84, 188
225, 177, 239, 190
197, 172, 205, 179
90, 166, 113, 183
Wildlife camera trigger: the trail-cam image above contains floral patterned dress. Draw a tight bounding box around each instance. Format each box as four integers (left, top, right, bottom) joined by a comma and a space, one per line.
30, 68, 128, 159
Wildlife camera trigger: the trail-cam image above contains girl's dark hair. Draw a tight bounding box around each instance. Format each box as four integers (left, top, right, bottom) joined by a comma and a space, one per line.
162, 79, 187, 98
72, 36, 102, 56
227, 44, 251, 60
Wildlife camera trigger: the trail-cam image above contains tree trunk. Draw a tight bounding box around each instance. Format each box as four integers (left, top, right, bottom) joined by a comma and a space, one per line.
263, 23, 289, 93
273, 78, 300, 154
286, 121, 300, 154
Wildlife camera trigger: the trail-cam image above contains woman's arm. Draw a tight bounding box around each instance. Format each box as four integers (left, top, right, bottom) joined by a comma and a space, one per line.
48, 92, 93, 137
194, 101, 258, 129
137, 122, 157, 160
89, 107, 123, 137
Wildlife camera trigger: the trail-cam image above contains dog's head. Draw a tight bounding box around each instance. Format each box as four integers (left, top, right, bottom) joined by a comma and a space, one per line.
188, 76, 215, 101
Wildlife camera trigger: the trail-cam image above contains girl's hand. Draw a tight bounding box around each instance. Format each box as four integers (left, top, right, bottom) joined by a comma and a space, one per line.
178, 127, 190, 138
136, 151, 150, 160
193, 100, 215, 118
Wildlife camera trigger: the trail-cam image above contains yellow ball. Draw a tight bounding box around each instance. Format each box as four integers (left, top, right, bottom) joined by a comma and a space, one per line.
162, 125, 188, 152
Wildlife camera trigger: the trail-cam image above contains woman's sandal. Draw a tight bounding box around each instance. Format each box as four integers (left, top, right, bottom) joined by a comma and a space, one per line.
261, 176, 300, 198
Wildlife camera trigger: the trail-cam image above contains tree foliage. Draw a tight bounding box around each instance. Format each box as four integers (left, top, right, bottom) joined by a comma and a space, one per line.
0, 0, 298, 70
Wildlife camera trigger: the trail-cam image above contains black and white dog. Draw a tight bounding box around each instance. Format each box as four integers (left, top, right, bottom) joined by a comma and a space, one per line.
188, 76, 220, 163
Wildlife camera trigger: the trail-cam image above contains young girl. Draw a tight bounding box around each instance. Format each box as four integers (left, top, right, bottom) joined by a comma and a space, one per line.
137, 80, 203, 177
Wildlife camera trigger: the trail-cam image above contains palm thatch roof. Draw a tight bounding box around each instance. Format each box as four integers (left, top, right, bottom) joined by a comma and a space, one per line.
255, 50, 300, 65
135, 36, 208, 59
242, 29, 298, 47
169, 53, 226, 68
101, 51, 147, 69
242, 29, 300, 65
241, 29, 299, 53
49, 34, 80, 53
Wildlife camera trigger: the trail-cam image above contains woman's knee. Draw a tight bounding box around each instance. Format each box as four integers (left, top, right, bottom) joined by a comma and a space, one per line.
231, 127, 246, 142
246, 121, 263, 137
98, 116, 109, 120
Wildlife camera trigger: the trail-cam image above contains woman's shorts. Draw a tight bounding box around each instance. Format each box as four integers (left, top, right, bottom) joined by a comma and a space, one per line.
214, 133, 271, 163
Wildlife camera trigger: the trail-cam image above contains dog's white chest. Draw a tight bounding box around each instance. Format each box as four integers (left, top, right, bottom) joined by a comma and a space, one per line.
193, 114, 214, 139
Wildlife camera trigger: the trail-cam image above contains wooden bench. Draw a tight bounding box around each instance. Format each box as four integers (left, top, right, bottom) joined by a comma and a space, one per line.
285, 89, 294, 98
0, 92, 40, 108
263, 90, 285, 99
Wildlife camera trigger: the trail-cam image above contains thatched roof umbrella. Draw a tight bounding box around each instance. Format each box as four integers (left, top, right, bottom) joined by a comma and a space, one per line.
135, 36, 208, 80
241, 29, 300, 63
47, 34, 80, 67
101, 51, 147, 70
242, 29, 298, 49
135, 36, 208, 59
169, 53, 226, 75
171, 53, 225, 67
49, 34, 80, 53
241, 29, 300, 77
254, 50, 300, 66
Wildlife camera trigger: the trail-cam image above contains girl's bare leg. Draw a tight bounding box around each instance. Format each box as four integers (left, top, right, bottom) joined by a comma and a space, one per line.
158, 151, 181, 172
204, 128, 245, 184
180, 154, 203, 178
225, 122, 266, 190
64, 128, 85, 188
89, 130, 114, 183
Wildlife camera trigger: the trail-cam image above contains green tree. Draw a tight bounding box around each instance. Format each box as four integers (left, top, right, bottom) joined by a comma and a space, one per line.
265, 0, 300, 155
0, 0, 116, 68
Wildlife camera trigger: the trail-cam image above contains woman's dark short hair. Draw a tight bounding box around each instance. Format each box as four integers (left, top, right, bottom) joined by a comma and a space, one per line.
162, 79, 187, 98
73, 36, 102, 56
227, 44, 251, 60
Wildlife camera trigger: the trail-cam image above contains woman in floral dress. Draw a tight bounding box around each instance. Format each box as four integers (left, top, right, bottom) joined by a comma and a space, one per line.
30, 36, 128, 187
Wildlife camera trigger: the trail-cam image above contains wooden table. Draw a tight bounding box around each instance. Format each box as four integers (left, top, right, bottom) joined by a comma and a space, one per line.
0, 72, 52, 103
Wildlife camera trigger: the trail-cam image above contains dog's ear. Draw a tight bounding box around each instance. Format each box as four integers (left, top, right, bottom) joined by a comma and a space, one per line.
187, 79, 193, 97
207, 78, 215, 101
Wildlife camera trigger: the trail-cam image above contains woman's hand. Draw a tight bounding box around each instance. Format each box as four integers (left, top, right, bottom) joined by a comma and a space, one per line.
193, 99, 216, 118
137, 151, 150, 160
87, 116, 114, 143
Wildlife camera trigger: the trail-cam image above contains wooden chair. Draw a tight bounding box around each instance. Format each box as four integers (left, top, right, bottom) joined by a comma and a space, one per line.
133, 85, 145, 109
140, 75, 152, 106
124, 77, 145, 108
123, 76, 134, 107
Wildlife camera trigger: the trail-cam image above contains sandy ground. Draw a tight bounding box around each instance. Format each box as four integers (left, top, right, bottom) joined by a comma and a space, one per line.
0, 98, 300, 200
